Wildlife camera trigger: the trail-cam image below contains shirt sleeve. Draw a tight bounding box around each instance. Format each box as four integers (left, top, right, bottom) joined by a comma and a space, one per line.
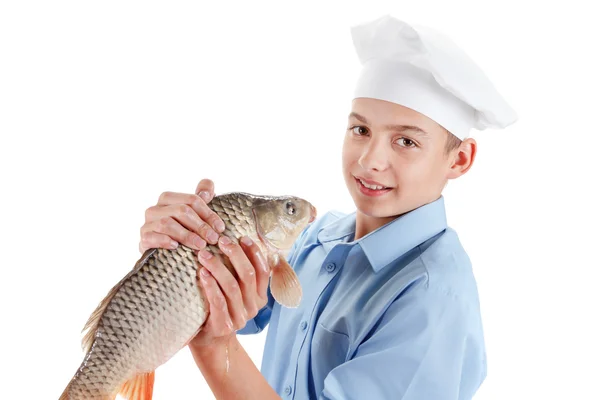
235, 302, 272, 335
319, 282, 486, 400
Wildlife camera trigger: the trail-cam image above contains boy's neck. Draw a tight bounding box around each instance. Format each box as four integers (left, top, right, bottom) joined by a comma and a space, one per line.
353, 195, 443, 240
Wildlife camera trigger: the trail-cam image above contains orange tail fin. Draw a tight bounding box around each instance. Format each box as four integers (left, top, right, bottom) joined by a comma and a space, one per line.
269, 255, 302, 308
118, 371, 155, 400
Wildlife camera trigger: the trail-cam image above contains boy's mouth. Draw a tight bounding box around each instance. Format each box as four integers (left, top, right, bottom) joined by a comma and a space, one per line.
354, 176, 392, 196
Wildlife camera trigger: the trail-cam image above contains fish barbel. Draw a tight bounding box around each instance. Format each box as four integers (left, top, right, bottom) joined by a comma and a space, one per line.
59, 192, 317, 400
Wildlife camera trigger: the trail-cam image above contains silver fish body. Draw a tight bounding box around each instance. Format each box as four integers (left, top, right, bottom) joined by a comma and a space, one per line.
59, 192, 316, 400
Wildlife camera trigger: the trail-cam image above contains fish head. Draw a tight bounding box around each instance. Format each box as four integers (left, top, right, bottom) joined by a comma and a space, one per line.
252, 196, 317, 251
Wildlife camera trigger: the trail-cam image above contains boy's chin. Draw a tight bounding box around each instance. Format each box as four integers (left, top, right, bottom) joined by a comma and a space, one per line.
354, 201, 406, 220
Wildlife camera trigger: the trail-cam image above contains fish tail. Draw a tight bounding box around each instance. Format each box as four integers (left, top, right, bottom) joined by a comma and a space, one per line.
270, 255, 302, 308
118, 371, 155, 400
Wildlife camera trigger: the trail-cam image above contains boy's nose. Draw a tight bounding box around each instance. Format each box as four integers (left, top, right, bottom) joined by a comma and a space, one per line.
358, 144, 389, 172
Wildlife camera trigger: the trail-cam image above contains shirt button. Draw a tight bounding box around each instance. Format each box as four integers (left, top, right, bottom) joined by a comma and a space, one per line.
284, 385, 292, 395
325, 262, 336, 272
300, 321, 308, 331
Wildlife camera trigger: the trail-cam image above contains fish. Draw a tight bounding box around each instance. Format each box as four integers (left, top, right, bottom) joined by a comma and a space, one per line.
59, 192, 317, 400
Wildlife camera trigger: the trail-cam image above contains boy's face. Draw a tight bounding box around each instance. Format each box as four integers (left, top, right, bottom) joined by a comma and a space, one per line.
342, 97, 470, 224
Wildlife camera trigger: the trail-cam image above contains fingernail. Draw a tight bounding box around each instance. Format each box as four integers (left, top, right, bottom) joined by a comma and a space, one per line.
199, 191, 210, 202
199, 250, 213, 259
215, 220, 226, 232
200, 267, 210, 276
219, 235, 232, 246
194, 236, 206, 249
170, 240, 179, 249
241, 236, 253, 246
207, 230, 219, 244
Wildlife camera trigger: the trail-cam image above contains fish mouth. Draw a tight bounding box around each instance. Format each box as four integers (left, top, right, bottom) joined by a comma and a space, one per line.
309, 205, 317, 223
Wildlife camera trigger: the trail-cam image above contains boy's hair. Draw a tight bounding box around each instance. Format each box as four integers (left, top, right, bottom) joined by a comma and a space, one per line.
444, 128, 463, 155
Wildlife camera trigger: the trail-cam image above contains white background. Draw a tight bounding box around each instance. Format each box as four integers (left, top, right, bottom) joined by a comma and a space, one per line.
1, 1, 598, 399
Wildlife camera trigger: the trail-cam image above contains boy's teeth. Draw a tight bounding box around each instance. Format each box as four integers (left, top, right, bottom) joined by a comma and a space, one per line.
360, 179, 386, 190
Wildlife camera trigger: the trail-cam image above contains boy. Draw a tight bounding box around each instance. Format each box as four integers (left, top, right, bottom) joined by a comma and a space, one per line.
138, 15, 517, 399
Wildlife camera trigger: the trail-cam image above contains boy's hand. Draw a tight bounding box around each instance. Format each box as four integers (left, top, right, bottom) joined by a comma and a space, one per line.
139, 179, 225, 253
190, 235, 270, 351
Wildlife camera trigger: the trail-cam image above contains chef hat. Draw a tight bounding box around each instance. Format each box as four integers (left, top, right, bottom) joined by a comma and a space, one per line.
350, 14, 518, 140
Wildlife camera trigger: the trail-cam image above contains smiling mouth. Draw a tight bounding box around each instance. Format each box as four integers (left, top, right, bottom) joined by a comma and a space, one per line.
357, 178, 389, 190
354, 177, 393, 196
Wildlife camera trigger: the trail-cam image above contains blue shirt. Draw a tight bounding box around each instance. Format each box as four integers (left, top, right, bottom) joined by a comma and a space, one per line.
238, 196, 487, 399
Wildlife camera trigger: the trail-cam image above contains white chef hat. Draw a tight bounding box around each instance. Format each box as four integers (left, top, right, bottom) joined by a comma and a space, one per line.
350, 14, 518, 140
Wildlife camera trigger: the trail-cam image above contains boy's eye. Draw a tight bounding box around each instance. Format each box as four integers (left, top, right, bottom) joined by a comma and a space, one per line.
396, 138, 416, 148
351, 126, 368, 136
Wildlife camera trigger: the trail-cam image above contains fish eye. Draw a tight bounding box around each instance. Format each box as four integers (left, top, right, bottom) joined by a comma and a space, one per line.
286, 201, 296, 215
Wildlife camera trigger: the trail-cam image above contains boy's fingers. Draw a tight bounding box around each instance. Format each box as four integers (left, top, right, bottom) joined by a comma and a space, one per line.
240, 236, 270, 309
145, 204, 219, 245
199, 268, 235, 336
156, 191, 197, 206
139, 231, 179, 253
198, 249, 247, 329
195, 179, 215, 203
217, 236, 259, 318
154, 192, 224, 233
142, 217, 206, 250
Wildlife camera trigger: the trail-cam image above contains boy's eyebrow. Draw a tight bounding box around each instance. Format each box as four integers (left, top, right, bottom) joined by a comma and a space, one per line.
348, 112, 430, 136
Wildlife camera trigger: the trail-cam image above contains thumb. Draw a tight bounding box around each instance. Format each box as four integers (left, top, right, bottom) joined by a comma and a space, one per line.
195, 178, 215, 203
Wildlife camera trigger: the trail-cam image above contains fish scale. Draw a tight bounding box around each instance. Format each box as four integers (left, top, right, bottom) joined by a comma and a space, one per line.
59, 192, 315, 400
65, 245, 206, 399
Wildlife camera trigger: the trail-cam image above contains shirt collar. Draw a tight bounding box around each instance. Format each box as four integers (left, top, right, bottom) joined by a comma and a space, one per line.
316, 196, 448, 272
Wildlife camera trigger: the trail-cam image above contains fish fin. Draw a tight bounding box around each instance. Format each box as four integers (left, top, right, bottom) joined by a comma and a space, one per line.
269, 256, 302, 308
118, 371, 155, 400
81, 248, 157, 353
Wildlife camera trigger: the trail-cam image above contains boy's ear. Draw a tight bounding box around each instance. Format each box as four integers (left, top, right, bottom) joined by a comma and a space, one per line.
448, 138, 477, 179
